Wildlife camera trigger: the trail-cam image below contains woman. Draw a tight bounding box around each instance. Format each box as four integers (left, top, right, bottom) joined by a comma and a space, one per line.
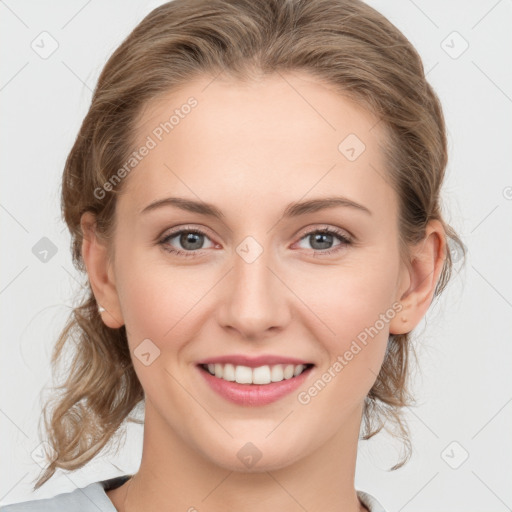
1, 0, 463, 510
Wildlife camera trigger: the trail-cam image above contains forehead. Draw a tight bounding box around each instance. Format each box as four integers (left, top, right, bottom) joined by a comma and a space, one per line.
118, 72, 395, 221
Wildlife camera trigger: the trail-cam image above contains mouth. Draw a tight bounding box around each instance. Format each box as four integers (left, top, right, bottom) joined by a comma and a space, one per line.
197, 362, 315, 385
196, 362, 315, 406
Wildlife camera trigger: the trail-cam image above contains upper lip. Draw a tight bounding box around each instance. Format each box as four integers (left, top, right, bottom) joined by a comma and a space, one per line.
196, 354, 314, 368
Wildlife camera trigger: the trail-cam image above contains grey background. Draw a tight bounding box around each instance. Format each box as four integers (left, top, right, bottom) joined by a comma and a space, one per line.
1, 0, 511, 510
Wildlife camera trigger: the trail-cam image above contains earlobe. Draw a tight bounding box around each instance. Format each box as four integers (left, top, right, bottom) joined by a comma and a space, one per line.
389, 220, 446, 335
80, 212, 124, 329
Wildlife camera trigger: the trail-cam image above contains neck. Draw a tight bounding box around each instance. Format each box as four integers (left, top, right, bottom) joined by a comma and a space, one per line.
119, 400, 368, 512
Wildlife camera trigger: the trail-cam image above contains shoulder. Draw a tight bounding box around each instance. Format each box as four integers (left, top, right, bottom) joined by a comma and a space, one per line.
0, 482, 102, 512
357, 489, 388, 512
0, 475, 131, 512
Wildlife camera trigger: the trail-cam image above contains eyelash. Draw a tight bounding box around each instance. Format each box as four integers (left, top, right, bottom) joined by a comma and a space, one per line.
158, 225, 352, 258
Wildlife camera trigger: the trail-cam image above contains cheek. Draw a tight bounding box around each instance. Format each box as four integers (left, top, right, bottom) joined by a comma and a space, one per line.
296, 252, 401, 384
295, 272, 397, 413
114, 250, 188, 345
114, 250, 220, 362
306, 260, 399, 338
114, 258, 202, 397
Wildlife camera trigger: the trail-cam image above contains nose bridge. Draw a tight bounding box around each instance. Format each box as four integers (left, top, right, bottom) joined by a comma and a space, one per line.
218, 233, 289, 338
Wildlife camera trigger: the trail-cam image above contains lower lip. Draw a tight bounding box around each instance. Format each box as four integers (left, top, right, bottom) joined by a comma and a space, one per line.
197, 365, 314, 406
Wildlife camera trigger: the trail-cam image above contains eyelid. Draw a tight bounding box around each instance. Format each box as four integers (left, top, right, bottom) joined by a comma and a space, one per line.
158, 223, 217, 241
294, 223, 353, 242
159, 224, 352, 246
158, 222, 354, 258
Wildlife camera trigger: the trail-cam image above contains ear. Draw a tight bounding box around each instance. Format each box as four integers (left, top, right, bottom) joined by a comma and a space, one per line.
389, 219, 446, 335
80, 211, 124, 329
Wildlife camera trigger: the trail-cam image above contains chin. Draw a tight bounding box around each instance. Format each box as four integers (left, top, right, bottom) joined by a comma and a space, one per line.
200, 436, 309, 474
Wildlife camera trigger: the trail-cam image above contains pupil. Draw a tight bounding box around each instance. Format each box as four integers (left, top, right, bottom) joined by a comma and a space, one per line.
312, 233, 332, 250
181, 232, 203, 250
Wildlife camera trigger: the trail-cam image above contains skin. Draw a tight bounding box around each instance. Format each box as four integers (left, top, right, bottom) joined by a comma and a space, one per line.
81, 71, 446, 512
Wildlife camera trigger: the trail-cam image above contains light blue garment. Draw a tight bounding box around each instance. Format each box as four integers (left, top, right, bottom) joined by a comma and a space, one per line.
1, 475, 387, 511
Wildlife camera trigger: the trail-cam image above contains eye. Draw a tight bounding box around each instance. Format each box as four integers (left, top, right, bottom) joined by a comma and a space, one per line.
295, 227, 352, 256
159, 226, 215, 257
158, 225, 352, 258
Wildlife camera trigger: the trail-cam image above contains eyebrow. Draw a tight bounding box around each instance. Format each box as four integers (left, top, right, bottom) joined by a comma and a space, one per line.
140, 195, 372, 218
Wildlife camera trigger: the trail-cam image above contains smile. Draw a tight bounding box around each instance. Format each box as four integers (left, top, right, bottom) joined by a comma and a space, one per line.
201, 362, 313, 385
197, 363, 315, 406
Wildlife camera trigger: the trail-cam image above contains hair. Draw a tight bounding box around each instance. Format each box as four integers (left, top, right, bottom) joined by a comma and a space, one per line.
33, 0, 465, 490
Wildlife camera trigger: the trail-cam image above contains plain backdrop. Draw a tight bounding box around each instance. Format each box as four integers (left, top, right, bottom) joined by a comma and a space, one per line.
1, 1, 511, 510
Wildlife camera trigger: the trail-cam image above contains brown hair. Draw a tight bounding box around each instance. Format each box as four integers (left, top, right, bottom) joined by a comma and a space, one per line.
33, 0, 464, 489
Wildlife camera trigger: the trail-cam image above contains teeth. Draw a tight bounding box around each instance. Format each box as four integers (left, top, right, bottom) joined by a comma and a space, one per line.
223, 363, 236, 381
203, 363, 309, 384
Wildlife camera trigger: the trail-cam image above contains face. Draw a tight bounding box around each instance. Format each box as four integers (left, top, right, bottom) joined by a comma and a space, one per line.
99, 72, 411, 471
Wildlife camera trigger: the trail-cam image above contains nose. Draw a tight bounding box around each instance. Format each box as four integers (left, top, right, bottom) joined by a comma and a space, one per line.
215, 239, 291, 341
